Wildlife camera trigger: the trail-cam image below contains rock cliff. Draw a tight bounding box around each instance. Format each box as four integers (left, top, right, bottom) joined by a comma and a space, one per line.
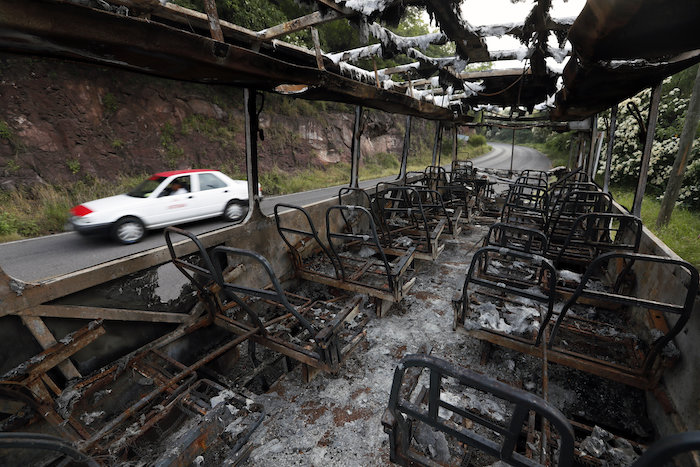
0, 53, 434, 190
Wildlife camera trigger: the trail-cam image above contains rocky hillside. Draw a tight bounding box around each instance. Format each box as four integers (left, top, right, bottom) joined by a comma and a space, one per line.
0, 53, 435, 191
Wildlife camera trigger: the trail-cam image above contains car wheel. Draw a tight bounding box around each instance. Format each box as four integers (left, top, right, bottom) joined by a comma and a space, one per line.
223, 200, 249, 222
111, 216, 145, 244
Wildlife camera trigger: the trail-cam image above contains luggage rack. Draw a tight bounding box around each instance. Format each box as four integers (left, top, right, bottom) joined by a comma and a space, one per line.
165, 227, 368, 382
274, 203, 416, 311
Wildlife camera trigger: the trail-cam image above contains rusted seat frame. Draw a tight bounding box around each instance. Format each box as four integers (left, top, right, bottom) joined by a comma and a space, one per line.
165, 227, 267, 329
275, 203, 415, 302
453, 246, 557, 347
338, 186, 389, 239
325, 205, 416, 302
382, 354, 575, 467
518, 169, 550, 185
542, 252, 699, 388
450, 160, 475, 183
545, 190, 613, 247
412, 186, 459, 235
546, 167, 588, 201
500, 182, 550, 230
484, 222, 549, 256
550, 213, 643, 271
274, 203, 342, 279
374, 184, 446, 260
422, 165, 449, 192
631, 431, 700, 467
210, 245, 366, 374
167, 226, 365, 374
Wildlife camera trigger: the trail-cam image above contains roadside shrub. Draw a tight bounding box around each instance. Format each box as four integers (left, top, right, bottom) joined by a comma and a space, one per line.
467, 134, 486, 147
598, 83, 700, 209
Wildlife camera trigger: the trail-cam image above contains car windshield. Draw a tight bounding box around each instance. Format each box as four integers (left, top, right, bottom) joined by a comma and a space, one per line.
127, 176, 166, 198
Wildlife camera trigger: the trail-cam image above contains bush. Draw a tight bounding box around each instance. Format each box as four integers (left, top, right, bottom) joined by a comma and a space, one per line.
467, 134, 486, 147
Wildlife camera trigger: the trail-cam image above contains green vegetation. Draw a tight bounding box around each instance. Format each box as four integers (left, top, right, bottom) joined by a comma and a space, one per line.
181, 114, 238, 147
0, 174, 147, 242
610, 189, 700, 269
102, 92, 118, 115
258, 141, 491, 196
160, 122, 184, 166
66, 159, 81, 174
0, 120, 12, 140
111, 139, 125, 149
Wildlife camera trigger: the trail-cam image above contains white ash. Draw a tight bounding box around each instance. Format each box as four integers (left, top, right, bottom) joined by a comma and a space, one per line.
650, 328, 680, 359
210, 389, 236, 408
558, 269, 582, 283
80, 410, 105, 426
413, 424, 450, 462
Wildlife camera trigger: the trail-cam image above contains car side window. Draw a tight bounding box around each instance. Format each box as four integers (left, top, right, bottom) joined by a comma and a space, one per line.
198, 173, 227, 191
162, 176, 191, 196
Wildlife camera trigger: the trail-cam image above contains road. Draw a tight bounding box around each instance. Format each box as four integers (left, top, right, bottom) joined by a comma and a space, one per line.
0, 143, 549, 282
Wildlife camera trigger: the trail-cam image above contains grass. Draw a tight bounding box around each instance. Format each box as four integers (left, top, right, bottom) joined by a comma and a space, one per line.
530, 139, 700, 269
259, 142, 491, 196
0, 174, 147, 241
0, 142, 492, 242
609, 188, 700, 269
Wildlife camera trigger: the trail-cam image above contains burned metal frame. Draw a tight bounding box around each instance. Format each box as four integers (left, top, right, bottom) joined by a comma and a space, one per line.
275, 203, 416, 305
550, 212, 643, 271
374, 184, 446, 260
382, 354, 575, 467
452, 246, 557, 346
544, 252, 699, 388
500, 181, 550, 231
210, 245, 367, 379
484, 222, 549, 256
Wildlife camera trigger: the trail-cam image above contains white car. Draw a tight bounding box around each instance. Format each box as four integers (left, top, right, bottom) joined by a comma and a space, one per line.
70, 169, 258, 244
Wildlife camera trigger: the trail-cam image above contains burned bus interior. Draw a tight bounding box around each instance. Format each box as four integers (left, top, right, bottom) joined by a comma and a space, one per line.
0, 0, 699, 465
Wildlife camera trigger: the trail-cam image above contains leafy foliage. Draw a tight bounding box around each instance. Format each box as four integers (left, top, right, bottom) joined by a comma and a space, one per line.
598, 78, 700, 209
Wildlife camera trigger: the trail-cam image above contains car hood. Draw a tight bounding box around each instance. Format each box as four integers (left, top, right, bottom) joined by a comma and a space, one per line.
80, 193, 145, 212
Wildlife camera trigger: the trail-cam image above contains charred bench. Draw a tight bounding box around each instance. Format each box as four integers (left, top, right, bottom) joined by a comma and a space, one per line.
454, 246, 698, 389
382, 355, 700, 467
453, 246, 557, 350
166, 226, 368, 382
275, 203, 415, 313
0, 316, 264, 465
382, 354, 575, 466
374, 184, 451, 260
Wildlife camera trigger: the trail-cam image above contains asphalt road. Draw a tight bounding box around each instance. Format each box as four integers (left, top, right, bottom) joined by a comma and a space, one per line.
0, 143, 549, 282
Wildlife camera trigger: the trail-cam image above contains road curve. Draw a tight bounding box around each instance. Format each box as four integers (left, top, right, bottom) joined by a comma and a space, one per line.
0, 143, 550, 282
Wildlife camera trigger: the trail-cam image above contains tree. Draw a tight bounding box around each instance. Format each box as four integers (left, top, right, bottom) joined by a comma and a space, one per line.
656, 65, 700, 227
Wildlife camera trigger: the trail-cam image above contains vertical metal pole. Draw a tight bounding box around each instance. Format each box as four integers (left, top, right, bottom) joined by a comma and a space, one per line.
586, 114, 598, 178
349, 106, 362, 188
311, 28, 325, 70
591, 131, 604, 180
632, 82, 663, 217
566, 133, 576, 169
452, 125, 458, 164
203, 0, 224, 42
603, 105, 618, 193
431, 121, 442, 166
398, 115, 411, 182
509, 128, 515, 173
244, 89, 260, 208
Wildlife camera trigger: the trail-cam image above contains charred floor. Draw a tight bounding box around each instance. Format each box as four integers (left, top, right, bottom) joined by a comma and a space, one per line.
1, 166, 698, 466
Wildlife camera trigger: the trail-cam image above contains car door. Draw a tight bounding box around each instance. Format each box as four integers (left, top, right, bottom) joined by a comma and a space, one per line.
142, 175, 195, 226
193, 172, 231, 217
